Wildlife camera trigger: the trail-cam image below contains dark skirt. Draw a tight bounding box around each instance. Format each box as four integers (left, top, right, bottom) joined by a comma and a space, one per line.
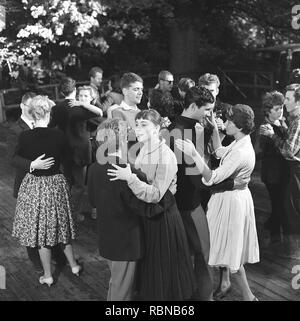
284, 161, 300, 235
136, 201, 196, 301
12, 173, 76, 247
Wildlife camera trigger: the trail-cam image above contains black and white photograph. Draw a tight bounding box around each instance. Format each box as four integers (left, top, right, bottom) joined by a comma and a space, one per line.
0, 0, 300, 306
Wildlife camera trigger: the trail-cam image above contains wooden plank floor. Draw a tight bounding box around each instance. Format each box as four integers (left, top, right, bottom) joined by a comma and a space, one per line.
0, 122, 300, 301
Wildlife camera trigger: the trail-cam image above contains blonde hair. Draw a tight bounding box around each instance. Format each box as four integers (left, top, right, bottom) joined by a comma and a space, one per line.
28, 95, 54, 121
77, 85, 96, 100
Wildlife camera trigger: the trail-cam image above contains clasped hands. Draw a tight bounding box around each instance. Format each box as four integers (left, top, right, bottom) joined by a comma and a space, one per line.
259, 124, 274, 137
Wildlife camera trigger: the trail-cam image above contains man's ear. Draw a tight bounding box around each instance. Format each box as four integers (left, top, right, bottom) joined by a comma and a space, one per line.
190, 102, 197, 111
216, 87, 219, 96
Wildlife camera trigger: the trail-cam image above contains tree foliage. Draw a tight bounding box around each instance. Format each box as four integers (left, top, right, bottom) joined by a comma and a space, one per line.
1, 0, 299, 73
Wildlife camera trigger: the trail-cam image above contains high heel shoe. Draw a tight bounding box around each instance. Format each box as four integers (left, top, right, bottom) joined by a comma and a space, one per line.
71, 264, 83, 277
39, 276, 54, 287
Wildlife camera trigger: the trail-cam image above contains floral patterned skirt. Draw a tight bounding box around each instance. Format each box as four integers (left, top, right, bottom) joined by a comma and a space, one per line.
12, 173, 76, 247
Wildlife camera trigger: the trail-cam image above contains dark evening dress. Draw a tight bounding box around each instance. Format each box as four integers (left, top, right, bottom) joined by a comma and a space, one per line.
126, 139, 196, 300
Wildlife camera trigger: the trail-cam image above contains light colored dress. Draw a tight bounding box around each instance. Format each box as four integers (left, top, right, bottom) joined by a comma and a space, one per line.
202, 135, 260, 272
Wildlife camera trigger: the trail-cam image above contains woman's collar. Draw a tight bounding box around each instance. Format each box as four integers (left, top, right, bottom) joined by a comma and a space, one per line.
142, 138, 165, 155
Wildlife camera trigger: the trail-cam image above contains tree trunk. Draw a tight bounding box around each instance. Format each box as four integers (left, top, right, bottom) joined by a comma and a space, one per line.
169, 21, 201, 77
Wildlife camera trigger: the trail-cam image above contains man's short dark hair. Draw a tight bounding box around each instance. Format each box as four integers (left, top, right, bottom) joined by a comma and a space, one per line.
59, 77, 76, 97
184, 86, 214, 110
120, 72, 143, 89
286, 83, 300, 102
198, 73, 220, 88
89, 67, 103, 78
21, 92, 36, 104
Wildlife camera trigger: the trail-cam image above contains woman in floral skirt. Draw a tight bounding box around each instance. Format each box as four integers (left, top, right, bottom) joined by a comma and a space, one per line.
12, 95, 82, 287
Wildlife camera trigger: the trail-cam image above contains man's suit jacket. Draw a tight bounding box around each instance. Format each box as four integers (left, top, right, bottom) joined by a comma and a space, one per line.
49, 99, 96, 166
87, 156, 164, 261
8, 118, 32, 198
48, 99, 71, 132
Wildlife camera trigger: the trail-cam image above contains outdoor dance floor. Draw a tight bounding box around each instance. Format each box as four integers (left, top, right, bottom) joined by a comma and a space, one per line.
0, 122, 299, 301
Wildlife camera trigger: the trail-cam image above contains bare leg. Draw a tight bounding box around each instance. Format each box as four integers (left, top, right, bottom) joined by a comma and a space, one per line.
233, 265, 255, 301
220, 267, 231, 289
38, 246, 52, 278
60, 243, 77, 269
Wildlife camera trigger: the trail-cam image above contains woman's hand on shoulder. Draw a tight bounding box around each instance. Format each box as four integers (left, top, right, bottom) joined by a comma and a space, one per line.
68, 100, 81, 108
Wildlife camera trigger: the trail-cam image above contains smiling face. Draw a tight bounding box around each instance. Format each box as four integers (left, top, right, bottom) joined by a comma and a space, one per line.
78, 89, 93, 104
135, 118, 159, 144
267, 104, 283, 122
123, 81, 143, 105
191, 102, 214, 122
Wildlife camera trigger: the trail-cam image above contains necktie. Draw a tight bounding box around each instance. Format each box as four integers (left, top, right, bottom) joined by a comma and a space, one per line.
31, 122, 35, 129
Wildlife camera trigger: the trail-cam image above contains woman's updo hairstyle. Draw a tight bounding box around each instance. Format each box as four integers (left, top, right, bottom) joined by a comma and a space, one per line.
135, 109, 162, 127
226, 104, 255, 135
28, 95, 55, 121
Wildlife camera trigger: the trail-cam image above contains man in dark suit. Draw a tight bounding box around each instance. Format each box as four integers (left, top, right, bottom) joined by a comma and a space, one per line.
49, 77, 102, 222
88, 118, 164, 301
8, 92, 64, 272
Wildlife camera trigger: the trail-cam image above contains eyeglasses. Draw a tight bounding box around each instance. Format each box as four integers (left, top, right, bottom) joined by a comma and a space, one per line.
160, 79, 173, 85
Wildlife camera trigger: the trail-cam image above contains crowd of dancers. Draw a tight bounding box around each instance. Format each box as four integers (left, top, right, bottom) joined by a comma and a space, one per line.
7, 67, 300, 301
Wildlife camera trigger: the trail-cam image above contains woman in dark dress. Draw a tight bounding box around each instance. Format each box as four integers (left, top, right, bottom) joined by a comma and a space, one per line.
107, 109, 195, 301
12, 96, 81, 287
